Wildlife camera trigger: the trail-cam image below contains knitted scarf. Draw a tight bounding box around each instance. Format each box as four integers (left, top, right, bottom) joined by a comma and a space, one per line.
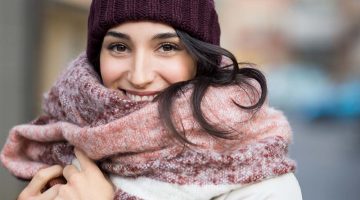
0, 53, 295, 199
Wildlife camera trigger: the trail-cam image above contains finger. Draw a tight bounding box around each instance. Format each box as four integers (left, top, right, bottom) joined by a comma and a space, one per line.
62, 165, 79, 182
74, 148, 96, 171
57, 185, 79, 200
25, 165, 63, 195
38, 184, 61, 200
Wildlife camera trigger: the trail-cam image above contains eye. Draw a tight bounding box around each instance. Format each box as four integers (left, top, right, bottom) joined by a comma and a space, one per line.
158, 43, 180, 52
108, 43, 128, 53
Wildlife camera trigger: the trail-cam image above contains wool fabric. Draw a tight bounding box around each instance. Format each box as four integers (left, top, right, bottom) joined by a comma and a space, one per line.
86, 0, 221, 68
0, 53, 296, 199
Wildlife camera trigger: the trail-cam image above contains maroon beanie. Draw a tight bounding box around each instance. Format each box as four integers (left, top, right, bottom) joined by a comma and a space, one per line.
86, 0, 221, 68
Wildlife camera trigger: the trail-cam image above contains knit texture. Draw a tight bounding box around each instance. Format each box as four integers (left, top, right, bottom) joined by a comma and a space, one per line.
87, 0, 221, 68
0, 53, 295, 199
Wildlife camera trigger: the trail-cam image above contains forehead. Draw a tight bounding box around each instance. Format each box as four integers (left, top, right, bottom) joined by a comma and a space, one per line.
107, 21, 176, 37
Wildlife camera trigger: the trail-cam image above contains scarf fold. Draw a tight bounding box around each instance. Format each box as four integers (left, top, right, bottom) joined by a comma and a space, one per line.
1, 53, 295, 199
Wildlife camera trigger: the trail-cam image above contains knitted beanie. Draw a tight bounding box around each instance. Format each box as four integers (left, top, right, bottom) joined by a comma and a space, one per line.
86, 0, 221, 68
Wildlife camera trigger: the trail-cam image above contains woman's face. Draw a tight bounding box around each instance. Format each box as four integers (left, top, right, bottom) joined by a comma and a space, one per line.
100, 21, 196, 102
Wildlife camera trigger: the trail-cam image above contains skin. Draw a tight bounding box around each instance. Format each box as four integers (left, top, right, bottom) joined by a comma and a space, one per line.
18, 165, 63, 200
18, 149, 114, 200
19, 21, 196, 200
100, 21, 196, 98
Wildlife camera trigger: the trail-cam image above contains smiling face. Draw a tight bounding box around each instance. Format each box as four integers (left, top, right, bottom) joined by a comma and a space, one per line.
100, 21, 197, 102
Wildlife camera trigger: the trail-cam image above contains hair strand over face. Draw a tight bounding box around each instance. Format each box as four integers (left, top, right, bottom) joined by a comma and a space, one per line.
156, 30, 268, 146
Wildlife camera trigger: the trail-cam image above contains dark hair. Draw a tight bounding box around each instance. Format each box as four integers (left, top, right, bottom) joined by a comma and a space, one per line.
155, 29, 268, 145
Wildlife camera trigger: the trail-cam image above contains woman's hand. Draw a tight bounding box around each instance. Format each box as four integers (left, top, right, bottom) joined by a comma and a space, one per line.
55, 148, 115, 200
18, 165, 63, 200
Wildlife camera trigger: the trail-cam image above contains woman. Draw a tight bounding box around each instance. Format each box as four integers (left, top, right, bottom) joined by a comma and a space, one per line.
1, 0, 302, 199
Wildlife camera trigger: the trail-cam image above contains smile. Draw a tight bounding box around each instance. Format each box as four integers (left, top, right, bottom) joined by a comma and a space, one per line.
121, 89, 160, 102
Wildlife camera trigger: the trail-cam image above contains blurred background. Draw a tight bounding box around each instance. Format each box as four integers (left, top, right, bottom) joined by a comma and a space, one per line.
0, 0, 359, 199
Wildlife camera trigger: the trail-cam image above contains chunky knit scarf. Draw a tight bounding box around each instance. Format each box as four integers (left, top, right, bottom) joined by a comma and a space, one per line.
1, 53, 295, 199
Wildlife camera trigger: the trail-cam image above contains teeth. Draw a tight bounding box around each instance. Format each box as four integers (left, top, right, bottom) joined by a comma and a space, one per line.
126, 92, 157, 102
135, 96, 141, 101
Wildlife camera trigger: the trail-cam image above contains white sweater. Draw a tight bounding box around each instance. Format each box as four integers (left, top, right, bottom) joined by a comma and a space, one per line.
110, 173, 302, 200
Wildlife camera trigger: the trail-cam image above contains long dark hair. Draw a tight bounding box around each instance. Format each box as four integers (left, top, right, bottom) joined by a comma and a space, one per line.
155, 29, 268, 145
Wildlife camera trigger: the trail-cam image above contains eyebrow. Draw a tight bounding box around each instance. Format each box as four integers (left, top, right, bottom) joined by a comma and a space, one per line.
106, 31, 131, 40
105, 31, 179, 41
152, 32, 179, 40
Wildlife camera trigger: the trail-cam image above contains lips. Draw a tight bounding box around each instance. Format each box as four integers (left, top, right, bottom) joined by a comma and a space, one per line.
120, 89, 160, 102
126, 93, 157, 101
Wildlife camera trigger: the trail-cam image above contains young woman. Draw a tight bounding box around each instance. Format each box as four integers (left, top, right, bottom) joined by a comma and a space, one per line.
1, 0, 302, 199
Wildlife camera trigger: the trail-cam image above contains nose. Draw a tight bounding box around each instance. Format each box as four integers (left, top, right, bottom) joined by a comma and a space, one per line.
127, 51, 154, 88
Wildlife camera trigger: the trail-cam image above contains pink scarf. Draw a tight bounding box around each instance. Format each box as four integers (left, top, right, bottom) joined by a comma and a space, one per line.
1, 53, 295, 198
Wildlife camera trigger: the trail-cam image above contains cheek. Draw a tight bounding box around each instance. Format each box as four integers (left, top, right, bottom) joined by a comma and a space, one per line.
100, 56, 128, 88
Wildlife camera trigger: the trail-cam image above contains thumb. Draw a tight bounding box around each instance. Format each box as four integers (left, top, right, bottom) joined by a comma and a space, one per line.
74, 148, 97, 171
